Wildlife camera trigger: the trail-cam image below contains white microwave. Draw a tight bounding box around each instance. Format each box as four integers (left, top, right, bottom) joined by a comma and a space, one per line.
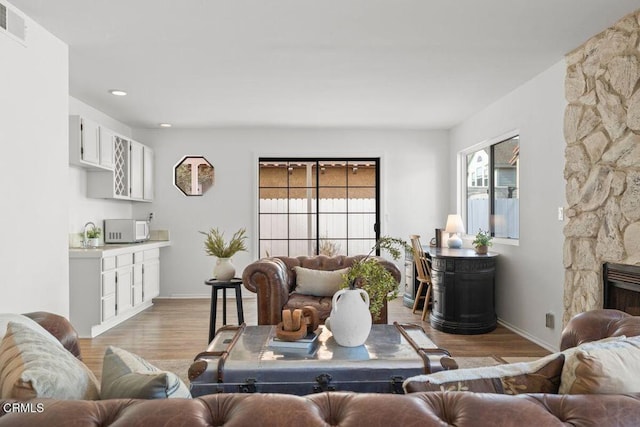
104, 219, 150, 243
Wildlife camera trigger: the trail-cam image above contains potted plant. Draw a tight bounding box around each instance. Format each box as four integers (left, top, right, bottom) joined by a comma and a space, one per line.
339, 236, 411, 321
200, 227, 248, 280
85, 225, 101, 248
472, 229, 493, 254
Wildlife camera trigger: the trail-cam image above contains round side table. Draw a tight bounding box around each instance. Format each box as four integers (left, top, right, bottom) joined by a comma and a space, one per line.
204, 278, 245, 343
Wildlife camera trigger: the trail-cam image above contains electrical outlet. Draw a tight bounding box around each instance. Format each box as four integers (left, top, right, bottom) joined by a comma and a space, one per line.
557, 207, 564, 221
545, 312, 555, 329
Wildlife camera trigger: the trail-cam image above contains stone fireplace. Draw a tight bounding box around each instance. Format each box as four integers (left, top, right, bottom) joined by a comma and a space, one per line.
563, 10, 640, 325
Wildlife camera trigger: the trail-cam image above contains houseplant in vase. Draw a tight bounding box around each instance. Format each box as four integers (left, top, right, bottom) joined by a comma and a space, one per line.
328, 236, 411, 347
472, 229, 493, 254
84, 225, 101, 248
200, 227, 248, 280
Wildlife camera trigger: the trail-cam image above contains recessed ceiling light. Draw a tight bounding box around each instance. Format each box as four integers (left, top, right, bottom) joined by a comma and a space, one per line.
159, 123, 172, 128
109, 89, 127, 96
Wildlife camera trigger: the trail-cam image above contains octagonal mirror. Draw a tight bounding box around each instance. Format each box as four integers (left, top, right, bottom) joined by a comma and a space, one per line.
174, 156, 215, 196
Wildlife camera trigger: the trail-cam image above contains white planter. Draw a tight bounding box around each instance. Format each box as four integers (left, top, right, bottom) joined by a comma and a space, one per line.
214, 258, 235, 281
86, 238, 100, 248
326, 288, 372, 347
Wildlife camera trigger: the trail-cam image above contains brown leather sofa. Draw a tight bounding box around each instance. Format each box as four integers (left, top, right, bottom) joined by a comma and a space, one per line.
241, 255, 401, 325
559, 308, 640, 350
2, 310, 640, 426
1, 391, 639, 426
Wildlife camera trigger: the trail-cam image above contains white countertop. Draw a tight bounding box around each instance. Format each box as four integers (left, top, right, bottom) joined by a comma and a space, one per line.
69, 240, 171, 258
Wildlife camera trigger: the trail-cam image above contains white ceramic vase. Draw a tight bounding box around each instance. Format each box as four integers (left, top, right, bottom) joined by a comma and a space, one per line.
86, 238, 100, 248
214, 258, 235, 281
327, 288, 372, 347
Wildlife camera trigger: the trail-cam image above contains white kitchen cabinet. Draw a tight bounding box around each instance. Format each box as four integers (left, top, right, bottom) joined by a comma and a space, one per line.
99, 126, 116, 169
129, 140, 144, 200
116, 254, 133, 314
133, 252, 144, 306
85, 135, 154, 202
143, 146, 154, 201
69, 241, 169, 338
101, 268, 117, 322
143, 248, 160, 301
69, 115, 99, 167
69, 115, 114, 170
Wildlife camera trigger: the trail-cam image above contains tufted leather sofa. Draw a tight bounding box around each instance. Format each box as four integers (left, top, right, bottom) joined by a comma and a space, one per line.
242, 255, 401, 325
4, 311, 640, 426
560, 308, 640, 350
1, 391, 640, 426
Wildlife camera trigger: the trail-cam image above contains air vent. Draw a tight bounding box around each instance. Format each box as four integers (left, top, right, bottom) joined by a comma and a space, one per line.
0, 4, 6, 31
0, 1, 26, 45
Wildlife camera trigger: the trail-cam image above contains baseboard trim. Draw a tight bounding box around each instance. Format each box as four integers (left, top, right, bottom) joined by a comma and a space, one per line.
160, 294, 210, 299
497, 318, 558, 353
158, 294, 257, 300
88, 301, 153, 338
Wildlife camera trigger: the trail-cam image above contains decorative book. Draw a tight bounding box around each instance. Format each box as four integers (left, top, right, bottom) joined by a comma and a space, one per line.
268, 332, 318, 350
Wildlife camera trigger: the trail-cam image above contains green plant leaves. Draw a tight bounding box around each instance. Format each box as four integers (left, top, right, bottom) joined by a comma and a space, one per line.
86, 226, 101, 238
472, 229, 493, 247
339, 236, 409, 320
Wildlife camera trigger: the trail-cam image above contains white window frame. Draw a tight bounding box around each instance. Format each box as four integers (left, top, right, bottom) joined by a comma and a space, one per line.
458, 130, 520, 247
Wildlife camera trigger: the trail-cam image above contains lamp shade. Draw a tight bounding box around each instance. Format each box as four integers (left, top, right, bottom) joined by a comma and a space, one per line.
445, 214, 465, 233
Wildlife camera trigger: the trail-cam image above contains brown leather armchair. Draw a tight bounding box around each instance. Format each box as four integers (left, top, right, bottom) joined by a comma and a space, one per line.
242, 255, 401, 325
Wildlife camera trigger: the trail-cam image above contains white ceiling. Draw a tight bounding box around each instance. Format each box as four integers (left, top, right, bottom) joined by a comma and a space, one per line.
10, 0, 640, 129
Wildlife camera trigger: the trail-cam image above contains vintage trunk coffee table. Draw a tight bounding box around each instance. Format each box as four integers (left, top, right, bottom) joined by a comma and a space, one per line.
189, 322, 455, 396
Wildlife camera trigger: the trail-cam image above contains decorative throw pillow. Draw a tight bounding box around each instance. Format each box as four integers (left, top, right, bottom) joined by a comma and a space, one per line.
101, 346, 191, 399
293, 267, 349, 297
559, 335, 640, 394
403, 353, 565, 395
0, 322, 100, 400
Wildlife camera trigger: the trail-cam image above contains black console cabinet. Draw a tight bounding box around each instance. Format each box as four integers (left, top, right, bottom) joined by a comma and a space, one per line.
428, 247, 498, 334
402, 251, 423, 309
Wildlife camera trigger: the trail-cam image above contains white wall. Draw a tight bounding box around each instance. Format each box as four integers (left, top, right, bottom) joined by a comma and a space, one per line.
0, 6, 69, 314
450, 60, 567, 350
132, 128, 449, 298
68, 96, 133, 244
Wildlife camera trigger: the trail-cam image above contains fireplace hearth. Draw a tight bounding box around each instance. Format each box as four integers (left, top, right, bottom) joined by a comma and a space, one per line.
604, 263, 640, 316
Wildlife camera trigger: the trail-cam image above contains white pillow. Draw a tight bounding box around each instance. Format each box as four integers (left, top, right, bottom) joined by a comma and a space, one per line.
403, 352, 564, 394
0, 322, 100, 400
0, 314, 60, 345
293, 267, 349, 297
559, 335, 640, 394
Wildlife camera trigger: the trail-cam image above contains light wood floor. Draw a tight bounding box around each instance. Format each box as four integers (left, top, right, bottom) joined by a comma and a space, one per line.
79, 296, 550, 378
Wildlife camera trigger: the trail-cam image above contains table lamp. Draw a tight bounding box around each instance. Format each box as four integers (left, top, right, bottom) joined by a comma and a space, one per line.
445, 214, 465, 248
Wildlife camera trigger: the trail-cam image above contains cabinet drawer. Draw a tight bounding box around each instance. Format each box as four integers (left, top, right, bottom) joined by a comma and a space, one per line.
117, 253, 133, 267
102, 295, 116, 322
134, 252, 144, 264
102, 271, 116, 296
102, 256, 116, 271
144, 248, 160, 260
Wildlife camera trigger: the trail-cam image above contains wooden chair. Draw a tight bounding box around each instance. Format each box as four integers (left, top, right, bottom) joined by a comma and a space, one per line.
410, 235, 433, 321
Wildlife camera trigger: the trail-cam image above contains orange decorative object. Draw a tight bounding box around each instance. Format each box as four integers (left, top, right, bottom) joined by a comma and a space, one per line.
301, 306, 319, 333
275, 307, 319, 341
